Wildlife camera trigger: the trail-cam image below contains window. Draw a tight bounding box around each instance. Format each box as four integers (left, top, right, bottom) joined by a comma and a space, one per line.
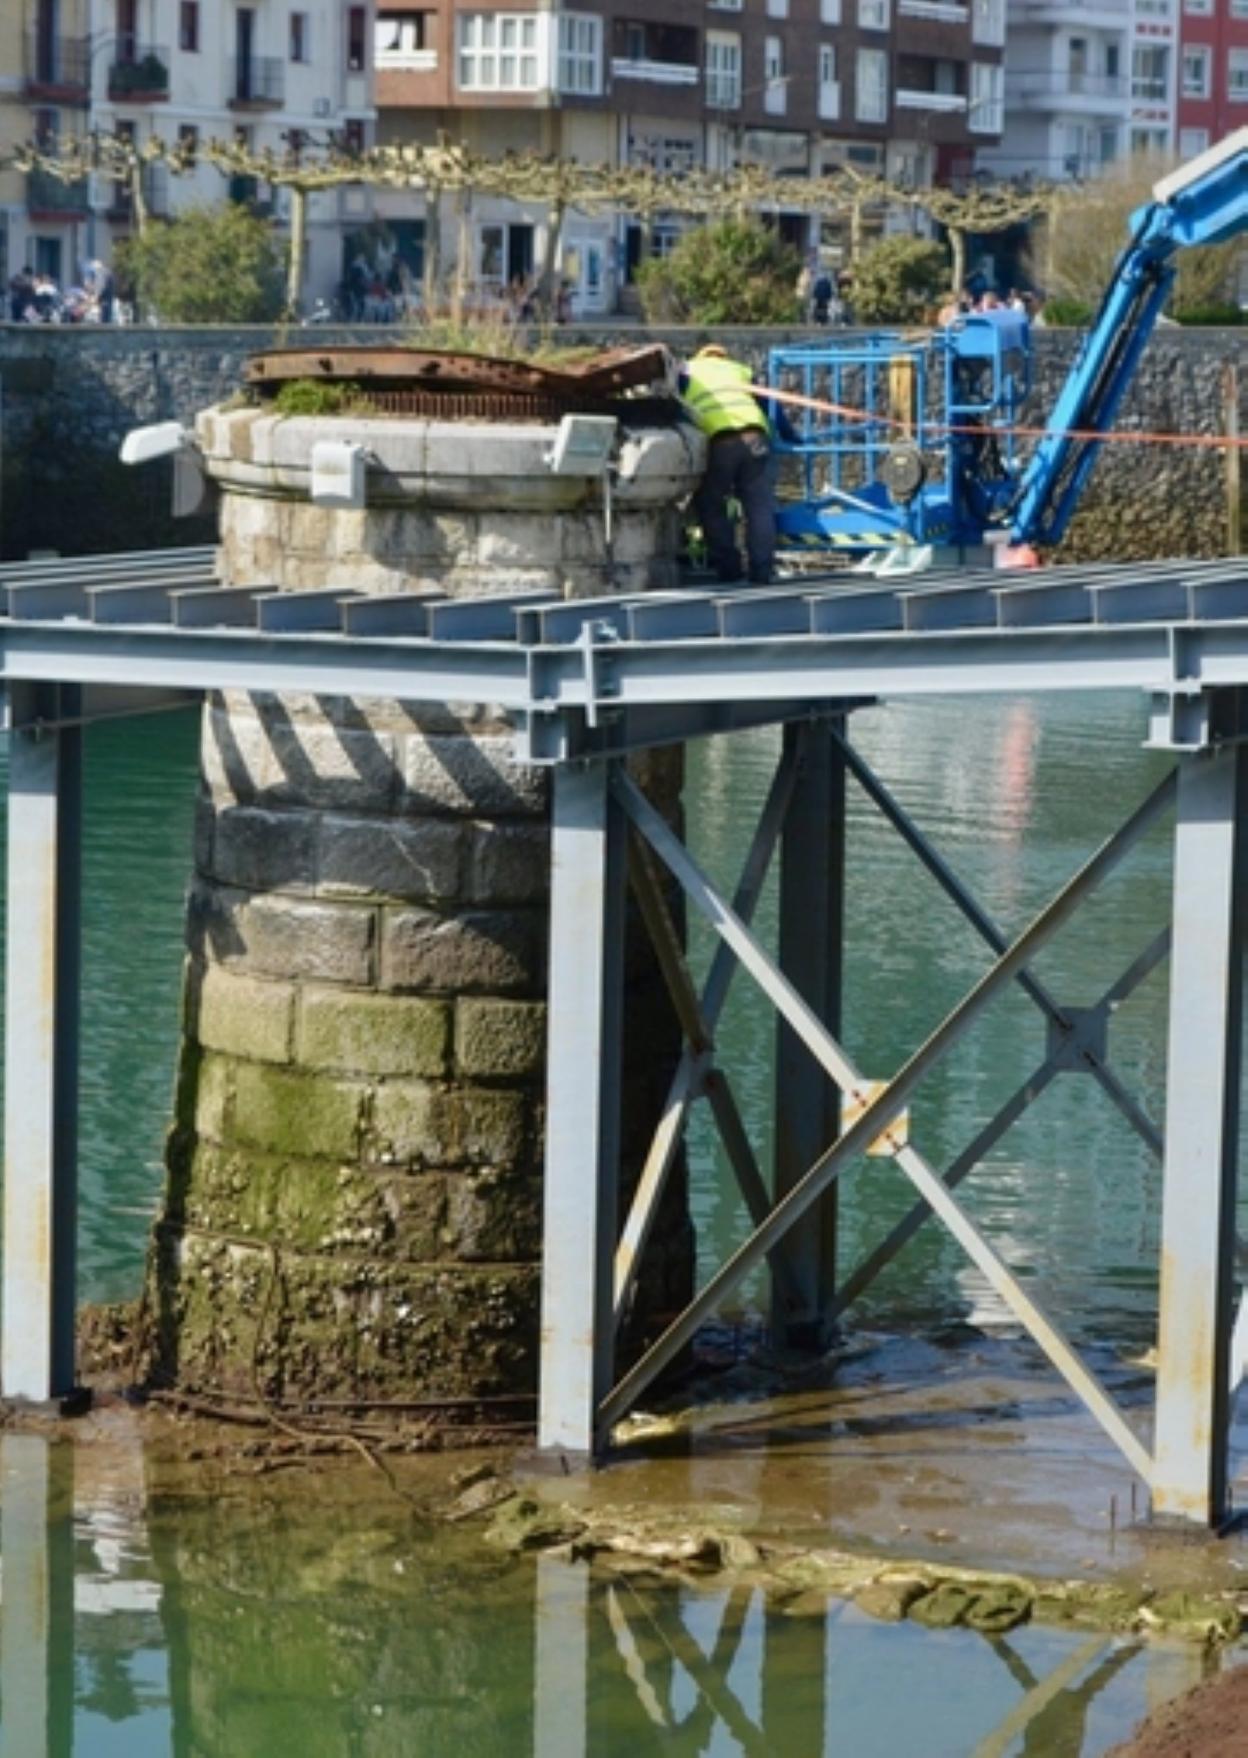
1234, 0, 1248, 20
708, 0, 742, 9
1131, 44, 1168, 101
818, 41, 839, 116
177, 122, 198, 155
1230, 47, 1248, 98
764, 33, 786, 108
458, 14, 542, 90
558, 13, 601, 93
858, 0, 890, 29
1180, 127, 1210, 155
1184, 0, 1213, 13
341, 118, 366, 153
1182, 45, 1210, 98
347, 5, 368, 72
855, 45, 887, 121
376, 13, 432, 59
179, 1, 199, 52
290, 12, 309, 62
972, 0, 1004, 46
970, 58, 1005, 129
764, 35, 784, 80
705, 30, 741, 107
766, 0, 790, 13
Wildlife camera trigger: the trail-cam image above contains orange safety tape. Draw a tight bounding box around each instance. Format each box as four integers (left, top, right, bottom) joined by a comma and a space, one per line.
760, 382, 1248, 453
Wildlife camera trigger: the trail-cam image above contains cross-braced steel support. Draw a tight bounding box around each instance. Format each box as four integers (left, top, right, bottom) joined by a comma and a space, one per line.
1, 685, 82, 1405
537, 721, 1247, 1514
1153, 742, 1248, 1524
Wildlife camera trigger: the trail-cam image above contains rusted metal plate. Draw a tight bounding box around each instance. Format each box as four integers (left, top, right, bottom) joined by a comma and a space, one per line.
244, 343, 670, 402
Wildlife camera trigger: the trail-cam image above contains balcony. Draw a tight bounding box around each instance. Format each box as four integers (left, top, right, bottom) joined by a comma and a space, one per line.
899, 0, 970, 18
1014, 0, 1127, 21
895, 87, 967, 109
27, 169, 90, 219
107, 39, 171, 102
1005, 70, 1128, 111
611, 56, 698, 85
229, 56, 285, 109
376, 45, 436, 72
25, 32, 89, 102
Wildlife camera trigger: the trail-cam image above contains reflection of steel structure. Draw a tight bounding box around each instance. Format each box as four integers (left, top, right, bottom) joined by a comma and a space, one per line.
9, 549, 1248, 1523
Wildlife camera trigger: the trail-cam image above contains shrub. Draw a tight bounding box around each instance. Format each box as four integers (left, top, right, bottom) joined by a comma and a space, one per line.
1039, 296, 1094, 327
117, 202, 285, 323
848, 237, 949, 324
635, 218, 802, 326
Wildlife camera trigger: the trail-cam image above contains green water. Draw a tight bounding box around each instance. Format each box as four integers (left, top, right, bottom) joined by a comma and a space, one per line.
0, 693, 1236, 1755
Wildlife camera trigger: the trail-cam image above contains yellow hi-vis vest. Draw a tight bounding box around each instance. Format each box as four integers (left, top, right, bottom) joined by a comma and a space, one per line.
683, 355, 770, 440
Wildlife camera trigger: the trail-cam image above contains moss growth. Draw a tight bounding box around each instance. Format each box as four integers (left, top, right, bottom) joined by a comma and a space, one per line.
272, 379, 380, 418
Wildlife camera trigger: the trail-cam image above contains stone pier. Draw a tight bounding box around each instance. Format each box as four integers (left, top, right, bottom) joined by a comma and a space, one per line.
146, 399, 702, 1409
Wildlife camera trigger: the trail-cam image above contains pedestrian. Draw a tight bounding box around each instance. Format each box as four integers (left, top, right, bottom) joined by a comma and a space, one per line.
796, 261, 813, 316
680, 342, 796, 588
812, 269, 834, 324
8, 267, 34, 323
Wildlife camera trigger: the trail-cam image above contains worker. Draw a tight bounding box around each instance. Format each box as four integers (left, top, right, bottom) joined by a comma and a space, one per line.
681, 343, 794, 587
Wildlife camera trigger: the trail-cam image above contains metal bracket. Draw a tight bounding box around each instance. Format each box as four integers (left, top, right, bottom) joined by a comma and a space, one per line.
1046, 1004, 1109, 1071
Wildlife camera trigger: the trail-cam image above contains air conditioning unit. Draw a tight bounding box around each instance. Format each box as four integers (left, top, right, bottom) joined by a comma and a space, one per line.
313, 97, 332, 117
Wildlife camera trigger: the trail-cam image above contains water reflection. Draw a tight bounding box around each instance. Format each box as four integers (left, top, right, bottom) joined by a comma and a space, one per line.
0, 1434, 1229, 1758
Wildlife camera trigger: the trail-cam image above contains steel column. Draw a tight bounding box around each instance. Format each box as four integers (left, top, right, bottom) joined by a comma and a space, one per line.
2, 684, 82, 1404
773, 719, 844, 1347
537, 759, 625, 1458
1153, 742, 1248, 1523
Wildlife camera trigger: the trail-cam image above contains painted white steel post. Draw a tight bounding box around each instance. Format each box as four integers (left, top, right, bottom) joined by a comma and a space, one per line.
1153, 743, 1247, 1524
538, 759, 625, 1457
2, 684, 82, 1404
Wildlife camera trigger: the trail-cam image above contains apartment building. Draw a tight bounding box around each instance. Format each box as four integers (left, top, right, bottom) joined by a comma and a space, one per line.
0, 0, 93, 287
1177, 0, 1248, 156
981, 0, 1177, 183
374, 0, 1006, 314
0, 1, 377, 302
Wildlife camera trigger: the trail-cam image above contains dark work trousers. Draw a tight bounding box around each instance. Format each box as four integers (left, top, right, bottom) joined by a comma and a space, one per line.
694, 428, 776, 585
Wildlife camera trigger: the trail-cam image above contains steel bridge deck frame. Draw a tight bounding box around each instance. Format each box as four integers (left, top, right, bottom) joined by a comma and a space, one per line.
0, 548, 1246, 1524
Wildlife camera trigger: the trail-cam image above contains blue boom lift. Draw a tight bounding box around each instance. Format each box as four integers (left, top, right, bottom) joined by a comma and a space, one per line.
768, 126, 1248, 560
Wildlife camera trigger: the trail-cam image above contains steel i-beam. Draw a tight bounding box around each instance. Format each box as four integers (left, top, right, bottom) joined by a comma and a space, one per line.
1, 685, 82, 1405
1153, 740, 1248, 1524
537, 760, 626, 1457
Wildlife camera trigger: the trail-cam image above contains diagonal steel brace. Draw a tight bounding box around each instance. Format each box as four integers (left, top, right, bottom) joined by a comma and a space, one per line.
602, 767, 1174, 1479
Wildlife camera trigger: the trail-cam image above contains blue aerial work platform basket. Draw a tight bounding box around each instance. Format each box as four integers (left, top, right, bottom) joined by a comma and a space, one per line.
767, 312, 1032, 556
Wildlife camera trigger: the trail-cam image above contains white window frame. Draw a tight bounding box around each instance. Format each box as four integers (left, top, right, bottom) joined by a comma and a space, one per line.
457, 12, 543, 92
1231, 46, 1248, 99
972, 0, 1005, 46
1181, 44, 1210, 99
706, 30, 742, 107
766, 0, 790, 13
1179, 126, 1210, 155
818, 41, 839, 117
969, 60, 1002, 132
1183, 0, 1213, 13
855, 45, 888, 121
557, 12, 601, 94
1234, 0, 1248, 20
821, 0, 841, 18
858, 0, 891, 27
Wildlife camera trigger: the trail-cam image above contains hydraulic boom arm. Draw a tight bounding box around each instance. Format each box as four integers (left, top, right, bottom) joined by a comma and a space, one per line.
1010, 128, 1248, 549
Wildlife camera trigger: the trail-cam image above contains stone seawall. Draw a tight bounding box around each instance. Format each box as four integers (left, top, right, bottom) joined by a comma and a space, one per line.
0, 321, 1243, 560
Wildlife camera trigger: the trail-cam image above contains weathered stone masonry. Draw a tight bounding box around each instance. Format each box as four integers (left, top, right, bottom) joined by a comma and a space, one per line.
148, 400, 702, 1406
